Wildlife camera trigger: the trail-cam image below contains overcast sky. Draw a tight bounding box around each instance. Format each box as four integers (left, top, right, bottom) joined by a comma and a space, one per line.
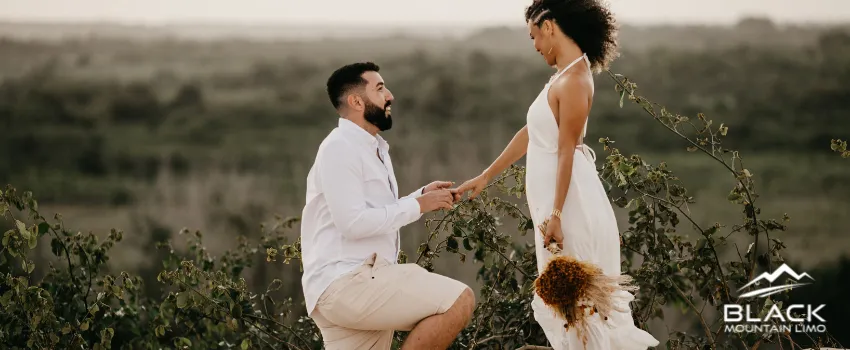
1, 0, 848, 26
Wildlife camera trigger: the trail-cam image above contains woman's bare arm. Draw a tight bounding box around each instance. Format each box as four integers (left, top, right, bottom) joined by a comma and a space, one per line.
455, 126, 528, 199
481, 125, 529, 181
549, 77, 591, 216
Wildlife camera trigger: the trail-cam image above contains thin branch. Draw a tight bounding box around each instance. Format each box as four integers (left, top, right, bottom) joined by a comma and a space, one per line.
629, 180, 706, 233
260, 294, 312, 349
174, 278, 295, 348
668, 277, 716, 350
416, 172, 514, 264
473, 333, 512, 347
606, 70, 767, 283
479, 237, 531, 279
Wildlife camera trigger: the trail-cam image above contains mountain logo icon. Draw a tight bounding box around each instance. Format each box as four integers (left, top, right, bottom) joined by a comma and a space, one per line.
738, 263, 814, 298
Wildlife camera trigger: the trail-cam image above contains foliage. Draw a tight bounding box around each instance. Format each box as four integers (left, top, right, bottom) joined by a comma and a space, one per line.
1, 70, 847, 350
604, 71, 843, 349
1, 187, 150, 349
831, 139, 849, 158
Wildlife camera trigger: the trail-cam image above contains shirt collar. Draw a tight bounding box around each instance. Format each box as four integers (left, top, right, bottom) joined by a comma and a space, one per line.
338, 118, 389, 150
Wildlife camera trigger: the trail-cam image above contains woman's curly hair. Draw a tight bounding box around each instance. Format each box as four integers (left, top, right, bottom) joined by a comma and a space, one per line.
525, 0, 619, 72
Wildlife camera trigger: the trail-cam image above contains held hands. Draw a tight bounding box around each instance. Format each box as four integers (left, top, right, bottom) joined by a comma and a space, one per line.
453, 173, 490, 201
423, 180, 454, 194
416, 181, 458, 214
428, 176, 566, 252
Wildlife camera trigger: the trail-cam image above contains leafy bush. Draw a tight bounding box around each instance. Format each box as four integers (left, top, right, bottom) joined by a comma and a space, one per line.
1, 73, 845, 349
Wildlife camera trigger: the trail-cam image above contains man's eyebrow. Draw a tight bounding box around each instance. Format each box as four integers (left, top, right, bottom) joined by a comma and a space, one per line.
376, 82, 384, 88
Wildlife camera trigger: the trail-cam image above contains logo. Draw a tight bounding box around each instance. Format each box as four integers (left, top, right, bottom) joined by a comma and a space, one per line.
723, 264, 827, 334
738, 263, 814, 298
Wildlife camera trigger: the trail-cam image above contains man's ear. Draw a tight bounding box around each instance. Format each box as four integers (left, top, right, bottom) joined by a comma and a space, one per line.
346, 94, 363, 111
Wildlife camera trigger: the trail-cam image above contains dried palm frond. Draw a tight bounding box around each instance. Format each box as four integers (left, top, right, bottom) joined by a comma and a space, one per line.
534, 254, 637, 345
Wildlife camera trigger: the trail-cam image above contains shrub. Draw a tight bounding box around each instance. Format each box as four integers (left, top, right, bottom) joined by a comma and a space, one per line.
1, 73, 844, 350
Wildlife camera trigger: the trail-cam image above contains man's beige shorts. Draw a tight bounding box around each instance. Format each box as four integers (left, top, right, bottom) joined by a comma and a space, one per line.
311, 253, 470, 350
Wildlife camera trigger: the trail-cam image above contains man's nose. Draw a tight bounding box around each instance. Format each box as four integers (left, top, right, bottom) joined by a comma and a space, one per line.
386, 89, 394, 101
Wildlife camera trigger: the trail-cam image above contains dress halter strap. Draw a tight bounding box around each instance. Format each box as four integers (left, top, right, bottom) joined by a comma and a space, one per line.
548, 53, 588, 84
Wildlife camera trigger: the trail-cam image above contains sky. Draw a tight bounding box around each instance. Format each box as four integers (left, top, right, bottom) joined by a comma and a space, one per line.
0, 0, 848, 26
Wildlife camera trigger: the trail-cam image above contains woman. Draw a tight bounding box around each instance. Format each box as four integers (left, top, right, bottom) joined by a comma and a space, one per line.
454, 0, 659, 349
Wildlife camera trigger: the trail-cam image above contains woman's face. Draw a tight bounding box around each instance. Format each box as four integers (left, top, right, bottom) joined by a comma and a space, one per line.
528, 19, 557, 67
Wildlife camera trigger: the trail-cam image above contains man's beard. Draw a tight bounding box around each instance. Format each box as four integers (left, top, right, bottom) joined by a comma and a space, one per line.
364, 100, 392, 131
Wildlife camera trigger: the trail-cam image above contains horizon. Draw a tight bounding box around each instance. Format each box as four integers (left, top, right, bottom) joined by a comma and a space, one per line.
1, 0, 849, 27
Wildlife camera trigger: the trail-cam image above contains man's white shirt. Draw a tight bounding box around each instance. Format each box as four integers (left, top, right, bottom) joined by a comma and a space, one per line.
300, 118, 424, 315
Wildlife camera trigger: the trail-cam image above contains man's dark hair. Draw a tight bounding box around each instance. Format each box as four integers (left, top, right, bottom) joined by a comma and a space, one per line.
326, 62, 380, 110
525, 0, 619, 72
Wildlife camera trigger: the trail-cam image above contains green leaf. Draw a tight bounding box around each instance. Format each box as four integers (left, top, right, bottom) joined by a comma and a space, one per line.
89, 303, 99, 315
1, 291, 13, 307
231, 303, 243, 318
155, 325, 166, 337
619, 89, 626, 108
175, 337, 192, 347
62, 323, 72, 334
452, 226, 463, 237
446, 237, 458, 252
101, 327, 115, 341
267, 279, 283, 292
15, 220, 29, 240
176, 292, 189, 309
616, 173, 627, 187
37, 222, 50, 235
80, 321, 90, 331
51, 239, 63, 257
463, 238, 473, 251
727, 190, 742, 202
241, 338, 252, 350
28, 231, 37, 249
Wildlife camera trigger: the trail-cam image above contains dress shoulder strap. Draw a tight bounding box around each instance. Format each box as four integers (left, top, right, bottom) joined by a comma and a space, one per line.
548, 53, 588, 84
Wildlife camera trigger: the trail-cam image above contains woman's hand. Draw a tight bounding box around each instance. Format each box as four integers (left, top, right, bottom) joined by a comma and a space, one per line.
540, 216, 564, 254
453, 173, 491, 201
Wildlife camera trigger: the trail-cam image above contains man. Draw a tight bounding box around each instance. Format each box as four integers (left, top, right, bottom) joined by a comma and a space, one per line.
300, 62, 475, 350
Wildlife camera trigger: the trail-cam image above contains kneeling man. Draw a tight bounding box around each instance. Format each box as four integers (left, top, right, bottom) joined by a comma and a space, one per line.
300, 62, 475, 350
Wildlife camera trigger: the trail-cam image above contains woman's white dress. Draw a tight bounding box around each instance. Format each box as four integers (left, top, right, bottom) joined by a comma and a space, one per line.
524, 54, 660, 350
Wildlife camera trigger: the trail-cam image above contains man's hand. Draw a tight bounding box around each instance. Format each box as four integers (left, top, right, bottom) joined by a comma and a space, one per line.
416, 189, 455, 214
423, 181, 454, 194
